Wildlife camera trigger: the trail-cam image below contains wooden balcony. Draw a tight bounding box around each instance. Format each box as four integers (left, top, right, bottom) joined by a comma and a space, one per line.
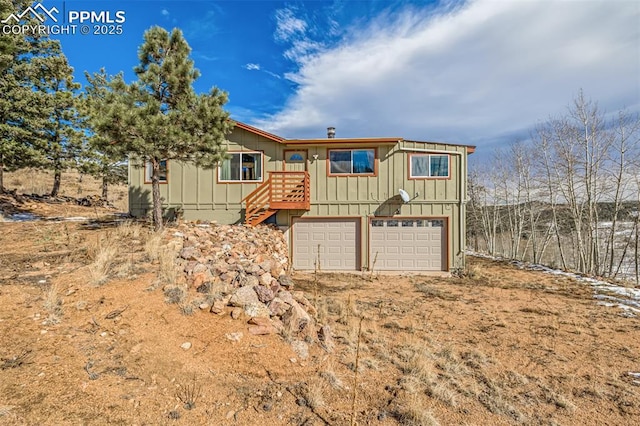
243, 171, 310, 226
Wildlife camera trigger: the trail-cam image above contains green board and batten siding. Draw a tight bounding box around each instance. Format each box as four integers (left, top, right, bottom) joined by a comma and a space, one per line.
129, 126, 285, 223
280, 140, 468, 270
129, 128, 469, 271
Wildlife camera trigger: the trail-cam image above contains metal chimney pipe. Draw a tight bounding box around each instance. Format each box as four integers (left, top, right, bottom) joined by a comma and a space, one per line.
327, 127, 335, 138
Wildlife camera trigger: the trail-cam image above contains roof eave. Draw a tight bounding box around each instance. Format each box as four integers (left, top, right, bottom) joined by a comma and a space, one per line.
403, 139, 476, 154
284, 137, 403, 146
231, 121, 286, 144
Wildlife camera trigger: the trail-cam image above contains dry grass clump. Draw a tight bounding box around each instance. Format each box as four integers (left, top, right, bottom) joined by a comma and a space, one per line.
144, 232, 163, 262
414, 282, 458, 301
324, 297, 345, 316
461, 350, 491, 370
463, 263, 482, 279
319, 365, 345, 390
475, 374, 525, 422
158, 247, 180, 284
427, 381, 460, 407
541, 385, 576, 412
43, 284, 63, 325
382, 321, 404, 330
164, 285, 187, 304
87, 222, 148, 285
334, 294, 360, 326
176, 375, 202, 410
502, 370, 529, 387
113, 221, 143, 240
394, 394, 440, 426
299, 380, 327, 411
88, 240, 118, 285
396, 341, 436, 382
179, 301, 196, 316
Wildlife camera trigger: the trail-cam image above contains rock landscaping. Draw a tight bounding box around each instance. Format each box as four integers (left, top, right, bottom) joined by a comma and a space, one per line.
168, 222, 331, 347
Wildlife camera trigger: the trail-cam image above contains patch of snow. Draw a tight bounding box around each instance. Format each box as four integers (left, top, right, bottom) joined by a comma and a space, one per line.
6, 212, 40, 222
0, 213, 99, 223
467, 250, 640, 316
44, 216, 90, 222
62, 216, 89, 221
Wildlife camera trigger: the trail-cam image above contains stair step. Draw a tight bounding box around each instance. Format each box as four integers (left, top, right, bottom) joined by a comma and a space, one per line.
246, 208, 277, 226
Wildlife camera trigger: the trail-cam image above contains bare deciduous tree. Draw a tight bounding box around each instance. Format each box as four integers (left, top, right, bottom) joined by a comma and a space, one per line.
467, 91, 639, 282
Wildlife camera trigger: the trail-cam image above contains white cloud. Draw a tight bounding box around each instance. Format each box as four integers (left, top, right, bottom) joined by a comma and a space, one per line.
254, 0, 640, 155
273, 6, 327, 63
244, 63, 281, 79
274, 7, 307, 42
195, 53, 218, 62
161, 9, 169, 17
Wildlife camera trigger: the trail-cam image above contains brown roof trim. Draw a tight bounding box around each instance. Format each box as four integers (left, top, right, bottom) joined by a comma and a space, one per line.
232, 121, 286, 143
284, 137, 403, 146
403, 139, 476, 155
229, 121, 476, 154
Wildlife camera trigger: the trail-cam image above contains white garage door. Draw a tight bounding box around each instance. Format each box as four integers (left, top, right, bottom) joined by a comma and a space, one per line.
293, 219, 359, 270
370, 218, 446, 271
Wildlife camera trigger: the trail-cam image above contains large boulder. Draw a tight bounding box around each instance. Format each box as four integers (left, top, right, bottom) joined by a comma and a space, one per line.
243, 302, 271, 318
282, 303, 313, 335
229, 285, 260, 307
254, 285, 275, 303
268, 297, 290, 317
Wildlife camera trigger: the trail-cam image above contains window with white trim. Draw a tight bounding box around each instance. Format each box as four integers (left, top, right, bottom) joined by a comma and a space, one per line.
145, 160, 168, 183
219, 152, 263, 182
409, 154, 449, 178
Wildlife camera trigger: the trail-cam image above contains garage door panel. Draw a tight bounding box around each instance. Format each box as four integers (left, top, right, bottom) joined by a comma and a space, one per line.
383, 260, 400, 268
370, 218, 445, 271
401, 246, 415, 255
327, 232, 345, 241
294, 219, 359, 271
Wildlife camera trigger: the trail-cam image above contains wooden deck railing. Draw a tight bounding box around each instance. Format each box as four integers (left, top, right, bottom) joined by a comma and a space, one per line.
242, 171, 310, 225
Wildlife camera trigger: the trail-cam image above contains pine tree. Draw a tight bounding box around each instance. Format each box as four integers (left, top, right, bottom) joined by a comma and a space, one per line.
94, 26, 232, 230
81, 69, 127, 202
30, 43, 85, 197
0, 0, 47, 192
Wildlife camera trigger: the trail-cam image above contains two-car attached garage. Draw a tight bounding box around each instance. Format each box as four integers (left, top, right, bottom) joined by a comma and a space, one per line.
291, 217, 447, 272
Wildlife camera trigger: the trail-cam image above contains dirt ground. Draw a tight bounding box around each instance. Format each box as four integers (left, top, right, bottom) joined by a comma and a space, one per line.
1, 169, 129, 213
1, 197, 639, 425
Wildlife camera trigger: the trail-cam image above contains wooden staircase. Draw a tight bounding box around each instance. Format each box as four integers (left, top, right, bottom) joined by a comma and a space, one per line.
243, 171, 310, 226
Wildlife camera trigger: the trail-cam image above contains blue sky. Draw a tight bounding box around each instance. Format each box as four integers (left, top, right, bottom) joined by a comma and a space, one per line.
23, 0, 640, 160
